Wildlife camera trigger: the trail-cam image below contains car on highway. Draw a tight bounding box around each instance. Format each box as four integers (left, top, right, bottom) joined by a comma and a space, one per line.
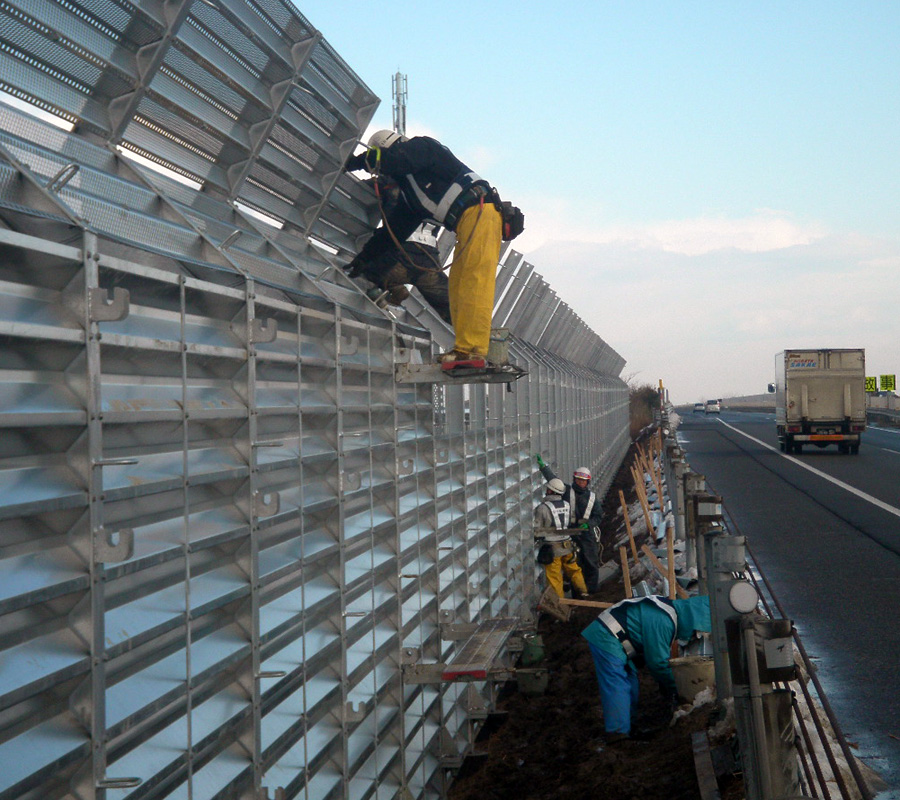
705, 400, 721, 414
693, 402, 705, 414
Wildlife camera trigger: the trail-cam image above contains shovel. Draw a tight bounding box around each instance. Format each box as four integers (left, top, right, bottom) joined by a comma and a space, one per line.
537, 587, 614, 622
537, 586, 571, 621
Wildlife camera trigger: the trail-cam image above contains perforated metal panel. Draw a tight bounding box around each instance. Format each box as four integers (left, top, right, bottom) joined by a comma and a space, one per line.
0, 3, 629, 800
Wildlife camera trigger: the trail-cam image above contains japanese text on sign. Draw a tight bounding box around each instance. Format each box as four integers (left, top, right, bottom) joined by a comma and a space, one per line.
865, 376, 877, 393
881, 375, 896, 392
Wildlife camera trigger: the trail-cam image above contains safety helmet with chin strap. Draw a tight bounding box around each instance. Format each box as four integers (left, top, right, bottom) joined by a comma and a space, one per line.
573, 467, 591, 482
367, 129, 406, 150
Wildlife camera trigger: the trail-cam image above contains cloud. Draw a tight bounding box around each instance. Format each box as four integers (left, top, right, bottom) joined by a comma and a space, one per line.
519, 228, 900, 402
516, 200, 827, 256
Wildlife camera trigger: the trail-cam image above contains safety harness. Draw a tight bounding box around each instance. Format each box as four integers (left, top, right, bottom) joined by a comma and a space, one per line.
598, 597, 678, 660
537, 497, 574, 563
541, 497, 571, 538
401, 169, 488, 231
565, 486, 596, 522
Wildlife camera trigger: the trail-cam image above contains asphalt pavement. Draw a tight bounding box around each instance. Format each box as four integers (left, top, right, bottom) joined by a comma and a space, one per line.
677, 409, 900, 794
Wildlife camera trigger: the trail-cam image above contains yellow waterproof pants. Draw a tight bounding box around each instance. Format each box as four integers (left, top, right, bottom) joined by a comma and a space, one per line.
448, 201, 502, 356
544, 552, 588, 598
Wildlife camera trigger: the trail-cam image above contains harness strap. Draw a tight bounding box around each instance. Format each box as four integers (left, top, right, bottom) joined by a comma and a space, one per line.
598, 610, 637, 658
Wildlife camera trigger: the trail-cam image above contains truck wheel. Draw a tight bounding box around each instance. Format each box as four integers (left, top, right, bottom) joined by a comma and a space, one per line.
851, 444, 860, 455
838, 444, 849, 454
793, 442, 802, 454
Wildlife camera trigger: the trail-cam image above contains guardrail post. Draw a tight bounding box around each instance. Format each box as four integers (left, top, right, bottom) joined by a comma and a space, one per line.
703, 524, 738, 700
726, 615, 800, 800
682, 473, 706, 575
695, 493, 723, 596
666, 444, 687, 544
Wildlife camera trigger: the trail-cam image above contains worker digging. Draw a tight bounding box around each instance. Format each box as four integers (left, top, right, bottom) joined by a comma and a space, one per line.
344, 130, 523, 372
581, 594, 712, 743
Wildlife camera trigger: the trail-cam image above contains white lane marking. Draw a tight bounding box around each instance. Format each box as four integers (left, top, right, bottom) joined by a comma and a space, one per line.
880, 448, 900, 457
870, 425, 900, 435
717, 419, 900, 520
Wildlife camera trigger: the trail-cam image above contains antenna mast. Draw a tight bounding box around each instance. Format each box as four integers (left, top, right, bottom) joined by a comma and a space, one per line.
392, 71, 407, 136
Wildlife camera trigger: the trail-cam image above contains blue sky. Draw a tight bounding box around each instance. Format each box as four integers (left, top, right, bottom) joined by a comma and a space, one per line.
300, 2, 900, 401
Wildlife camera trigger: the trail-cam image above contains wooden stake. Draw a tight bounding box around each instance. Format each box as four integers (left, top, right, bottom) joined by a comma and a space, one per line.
666, 523, 676, 600
641, 544, 689, 599
618, 489, 639, 563
636, 441, 647, 464
620, 545, 632, 599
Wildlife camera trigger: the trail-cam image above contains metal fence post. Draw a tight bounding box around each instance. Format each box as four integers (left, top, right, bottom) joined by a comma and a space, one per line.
704, 526, 740, 700
695, 493, 723, 598
682, 472, 705, 577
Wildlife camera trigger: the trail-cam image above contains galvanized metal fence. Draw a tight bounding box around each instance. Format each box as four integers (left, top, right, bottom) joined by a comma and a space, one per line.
0, 2, 629, 799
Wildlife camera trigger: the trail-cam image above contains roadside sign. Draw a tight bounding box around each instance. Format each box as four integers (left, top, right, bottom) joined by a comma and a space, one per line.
865, 376, 878, 393
881, 374, 897, 392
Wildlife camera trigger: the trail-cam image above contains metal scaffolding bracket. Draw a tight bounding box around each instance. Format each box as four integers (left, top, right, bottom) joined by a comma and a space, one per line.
395, 362, 527, 385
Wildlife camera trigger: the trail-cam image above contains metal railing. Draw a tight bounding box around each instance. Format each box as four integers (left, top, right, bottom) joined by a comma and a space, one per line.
661, 411, 877, 800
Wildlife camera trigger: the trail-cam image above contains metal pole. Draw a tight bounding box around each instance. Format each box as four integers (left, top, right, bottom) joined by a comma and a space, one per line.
743, 618, 774, 799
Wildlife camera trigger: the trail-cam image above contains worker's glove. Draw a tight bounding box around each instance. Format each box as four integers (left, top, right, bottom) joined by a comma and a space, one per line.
344, 152, 368, 172
579, 522, 590, 530
534, 454, 546, 468
343, 255, 366, 279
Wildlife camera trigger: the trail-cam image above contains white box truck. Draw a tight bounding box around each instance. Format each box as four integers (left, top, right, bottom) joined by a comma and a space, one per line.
774, 349, 866, 454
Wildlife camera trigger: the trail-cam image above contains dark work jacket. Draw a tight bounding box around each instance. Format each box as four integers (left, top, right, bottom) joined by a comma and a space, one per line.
354, 136, 486, 264
539, 463, 603, 526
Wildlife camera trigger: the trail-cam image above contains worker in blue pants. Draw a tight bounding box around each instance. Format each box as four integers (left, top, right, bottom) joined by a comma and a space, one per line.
581, 595, 711, 742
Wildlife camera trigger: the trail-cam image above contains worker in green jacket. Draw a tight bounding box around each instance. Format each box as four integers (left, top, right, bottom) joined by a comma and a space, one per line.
581, 595, 711, 742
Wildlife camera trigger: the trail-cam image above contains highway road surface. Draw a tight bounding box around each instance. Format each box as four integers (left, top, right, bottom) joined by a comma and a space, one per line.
678, 408, 900, 795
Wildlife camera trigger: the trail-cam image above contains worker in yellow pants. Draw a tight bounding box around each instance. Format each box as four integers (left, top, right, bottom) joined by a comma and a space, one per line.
535, 478, 589, 598
447, 200, 502, 359
344, 130, 509, 368
543, 546, 589, 599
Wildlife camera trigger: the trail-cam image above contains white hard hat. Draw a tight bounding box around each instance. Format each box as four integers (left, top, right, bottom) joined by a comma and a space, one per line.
573, 467, 591, 481
367, 129, 406, 150
546, 478, 566, 495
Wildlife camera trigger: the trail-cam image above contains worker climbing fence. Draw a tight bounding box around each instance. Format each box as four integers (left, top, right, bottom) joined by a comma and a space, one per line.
0, 2, 629, 799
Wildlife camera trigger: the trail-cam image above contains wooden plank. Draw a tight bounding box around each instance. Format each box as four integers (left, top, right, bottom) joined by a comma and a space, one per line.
559, 597, 614, 609
620, 545, 632, 598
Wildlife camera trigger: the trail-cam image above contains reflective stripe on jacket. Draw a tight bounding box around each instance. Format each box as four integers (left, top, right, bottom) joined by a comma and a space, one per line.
565, 486, 596, 522
536, 496, 572, 541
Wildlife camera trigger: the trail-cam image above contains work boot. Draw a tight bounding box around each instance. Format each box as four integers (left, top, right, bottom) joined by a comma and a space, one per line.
438, 350, 486, 371
604, 732, 629, 745
387, 285, 410, 305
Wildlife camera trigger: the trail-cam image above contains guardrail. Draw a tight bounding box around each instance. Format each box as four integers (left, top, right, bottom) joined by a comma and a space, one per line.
658, 409, 879, 800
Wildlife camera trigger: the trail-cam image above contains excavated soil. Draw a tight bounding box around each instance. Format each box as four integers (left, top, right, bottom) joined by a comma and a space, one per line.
448, 441, 744, 800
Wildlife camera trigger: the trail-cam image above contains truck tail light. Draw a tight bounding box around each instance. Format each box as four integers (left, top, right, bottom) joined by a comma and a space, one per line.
787, 425, 801, 433
851, 424, 865, 432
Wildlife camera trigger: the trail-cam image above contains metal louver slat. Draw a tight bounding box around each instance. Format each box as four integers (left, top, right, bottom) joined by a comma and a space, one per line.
0, 1, 629, 798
